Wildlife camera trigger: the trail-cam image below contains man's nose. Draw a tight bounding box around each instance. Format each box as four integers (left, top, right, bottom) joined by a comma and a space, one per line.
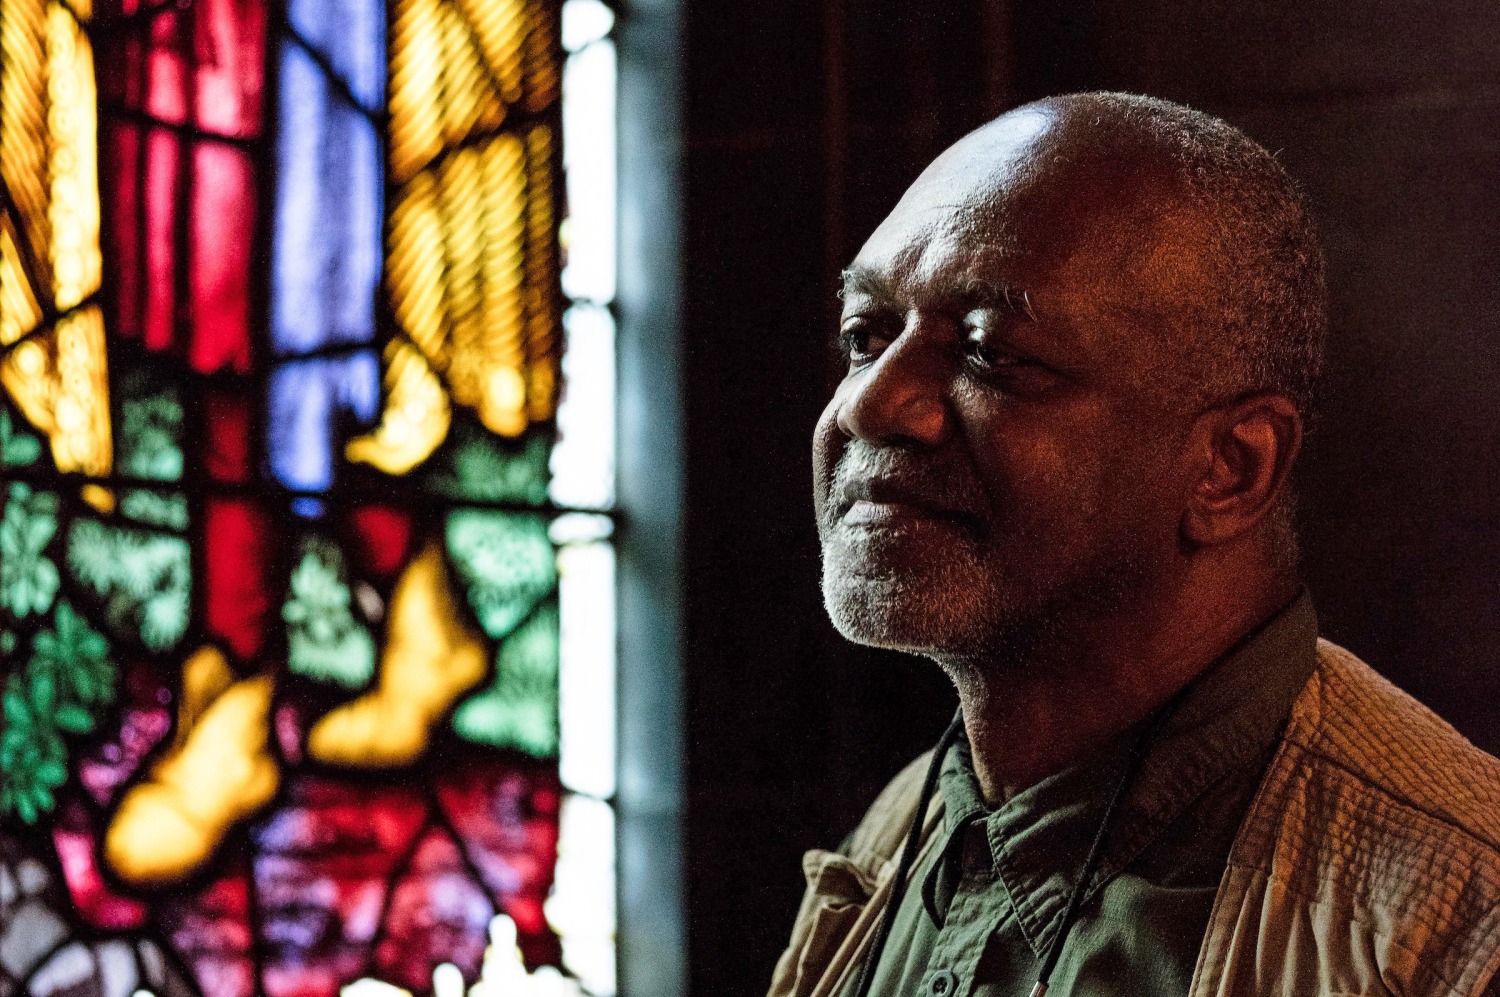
834, 320, 952, 448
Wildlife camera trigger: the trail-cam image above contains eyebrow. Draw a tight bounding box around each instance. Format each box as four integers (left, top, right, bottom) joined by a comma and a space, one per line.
838, 266, 1037, 321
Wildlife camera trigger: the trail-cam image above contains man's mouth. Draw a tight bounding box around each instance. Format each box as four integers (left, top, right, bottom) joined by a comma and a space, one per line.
843, 499, 962, 526
836, 480, 981, 535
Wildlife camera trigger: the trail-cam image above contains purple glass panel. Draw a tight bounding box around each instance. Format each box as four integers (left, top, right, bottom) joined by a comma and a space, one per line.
266, 353, 380, 497
269, 0, 385, 356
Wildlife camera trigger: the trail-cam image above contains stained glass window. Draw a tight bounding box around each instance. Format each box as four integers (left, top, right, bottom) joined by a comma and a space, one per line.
0, 0, 620, 994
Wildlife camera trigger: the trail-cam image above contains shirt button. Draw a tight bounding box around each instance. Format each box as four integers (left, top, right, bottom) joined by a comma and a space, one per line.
927, 969, 959, 996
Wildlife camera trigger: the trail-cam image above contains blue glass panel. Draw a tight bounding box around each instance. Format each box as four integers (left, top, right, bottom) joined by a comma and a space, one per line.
286, 0, 387, 110
270, 0, 385, 356
266, 353, 380, 497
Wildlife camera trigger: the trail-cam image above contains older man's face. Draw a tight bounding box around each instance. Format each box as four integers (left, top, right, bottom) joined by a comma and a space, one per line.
814, 110, 1207, 660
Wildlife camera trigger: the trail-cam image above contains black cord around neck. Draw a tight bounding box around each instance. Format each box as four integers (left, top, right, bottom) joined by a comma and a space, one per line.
1027, 696, 1177, 996
852, 695, 1183, 997
851, 709, 965, 997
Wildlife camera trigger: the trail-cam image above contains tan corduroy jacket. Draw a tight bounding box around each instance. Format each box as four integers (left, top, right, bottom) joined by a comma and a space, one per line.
769, 640, 1500, 997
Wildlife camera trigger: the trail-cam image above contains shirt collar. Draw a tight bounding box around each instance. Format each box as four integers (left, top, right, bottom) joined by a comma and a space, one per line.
920, 590, 1320, 955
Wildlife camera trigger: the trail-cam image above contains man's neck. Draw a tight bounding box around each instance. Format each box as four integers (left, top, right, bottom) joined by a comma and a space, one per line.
940, 573, 1299, 805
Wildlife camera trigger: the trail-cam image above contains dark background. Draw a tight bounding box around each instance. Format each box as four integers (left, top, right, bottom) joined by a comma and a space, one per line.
672, 1, 1500, 992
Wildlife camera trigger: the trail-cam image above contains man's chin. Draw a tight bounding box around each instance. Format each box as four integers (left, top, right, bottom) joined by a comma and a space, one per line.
820, 563, 991, 655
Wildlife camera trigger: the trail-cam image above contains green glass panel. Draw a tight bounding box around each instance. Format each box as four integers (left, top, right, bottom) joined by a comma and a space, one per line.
66, 519, 190, 652
452, 599, 559, 757
119, 489, 189, 531
32, 600, 116, 710
421, 420, 551, 505
444, 509, 556, 639
0, 409, 42, 467
1, 483, 60, 619
283, 536, 376, 689
0, 675, 67, 824
0, 599, 115, 825
115, 366, 184, 482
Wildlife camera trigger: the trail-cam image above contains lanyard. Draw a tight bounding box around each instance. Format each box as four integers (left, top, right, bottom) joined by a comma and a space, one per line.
852, 698, 1179, 997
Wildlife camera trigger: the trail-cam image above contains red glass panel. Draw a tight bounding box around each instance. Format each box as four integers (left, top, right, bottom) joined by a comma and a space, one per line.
203, 389, 255, 483
347, 506, 414, 581
203, 498, 275, 661
96, 0, 266, 136
435, 760, 563, 968
104, 122, 143, 341
53, 823, 149, 930
194, 0, 268, 138
145, 9, 190, 124
98, 0, 266, 366
144, 127, 180, 354
255, 777, 429, 997
159, 871, 257, 997
190, 143, 255, 374
373, 827, 494, 991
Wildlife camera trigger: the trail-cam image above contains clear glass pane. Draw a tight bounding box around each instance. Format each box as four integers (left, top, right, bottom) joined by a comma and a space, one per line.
558, 542, 616, 798
560, 38, 617, 304
561, 0, 615, 52
549, 305, 616, 510
546, 795, 616, 996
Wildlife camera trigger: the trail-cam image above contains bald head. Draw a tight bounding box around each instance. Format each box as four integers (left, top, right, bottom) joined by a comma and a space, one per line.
898, 92, 1328, 422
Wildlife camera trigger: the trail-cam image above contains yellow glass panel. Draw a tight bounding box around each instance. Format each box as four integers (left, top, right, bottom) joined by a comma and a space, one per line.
390, 0, 513, 185
521, 0, 558, 112
175, 644, 237, 749
1, 336, 55, 433
455, 0, 525, 106
386, 171, 451, 365
372, 0, 561, 469
389, 0, 444, 183
0, 0, 50, 296
434, 0, 505, 144
523, 124, 558, 422
78, 482, 112, 513
376, 131, 534, 454
0, 214, 43, 344
52, 305, 109, 474
452, 134, 527, 435
0, 0, 109, 476
308, 543, 487, 768
44, 1, 101, 312
105, 658, 279, 887
0, 305, 111, 475
344, 339, 452, 474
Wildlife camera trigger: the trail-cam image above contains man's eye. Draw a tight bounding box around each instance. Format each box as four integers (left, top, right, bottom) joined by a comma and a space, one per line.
963, 330, 1013, 369
840, 324, 888, 363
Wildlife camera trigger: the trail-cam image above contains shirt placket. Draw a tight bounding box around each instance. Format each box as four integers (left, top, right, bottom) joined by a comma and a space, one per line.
917, 823, 1014, 997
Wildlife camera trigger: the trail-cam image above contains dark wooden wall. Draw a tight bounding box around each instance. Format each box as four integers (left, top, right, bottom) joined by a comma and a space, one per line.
674, 1, 1500, 992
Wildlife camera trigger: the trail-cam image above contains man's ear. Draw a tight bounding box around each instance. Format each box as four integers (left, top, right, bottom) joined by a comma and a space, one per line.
1181, 394, 1303, 546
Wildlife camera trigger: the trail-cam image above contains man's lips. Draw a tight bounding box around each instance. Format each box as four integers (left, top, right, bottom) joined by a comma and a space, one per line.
843, 499, 963, 526
836, 480, 981, 532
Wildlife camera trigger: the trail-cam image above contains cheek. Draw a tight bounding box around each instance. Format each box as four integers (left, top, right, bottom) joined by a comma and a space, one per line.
967, 418, 1148, 538
811, 400, 845, 520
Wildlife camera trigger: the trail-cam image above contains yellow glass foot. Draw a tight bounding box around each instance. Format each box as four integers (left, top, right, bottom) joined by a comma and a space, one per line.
307, 542, 487, 768
105, 648, 278, 887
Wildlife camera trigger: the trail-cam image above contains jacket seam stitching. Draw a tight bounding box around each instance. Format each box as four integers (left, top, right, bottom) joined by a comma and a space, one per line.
1280, 738, 1500, 855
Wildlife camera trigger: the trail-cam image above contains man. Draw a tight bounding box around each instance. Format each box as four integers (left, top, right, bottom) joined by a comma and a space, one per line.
770, 93, 1500, 997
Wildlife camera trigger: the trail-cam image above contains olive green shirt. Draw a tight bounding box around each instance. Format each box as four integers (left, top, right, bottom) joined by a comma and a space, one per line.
849, 592, 1319, 997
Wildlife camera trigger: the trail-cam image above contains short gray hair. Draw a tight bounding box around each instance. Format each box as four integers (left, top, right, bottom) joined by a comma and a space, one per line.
1044, 92, 1329, 423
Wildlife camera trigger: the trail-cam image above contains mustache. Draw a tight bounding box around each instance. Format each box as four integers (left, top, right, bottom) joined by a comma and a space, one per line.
829, 442, 990, 523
